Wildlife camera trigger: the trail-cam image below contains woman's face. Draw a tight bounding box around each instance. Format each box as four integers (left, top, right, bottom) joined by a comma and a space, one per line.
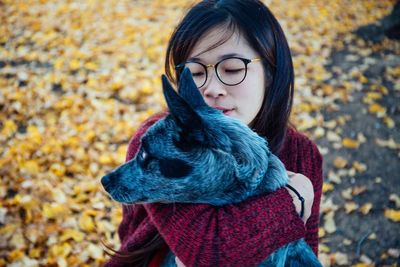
186, 27, 266, 125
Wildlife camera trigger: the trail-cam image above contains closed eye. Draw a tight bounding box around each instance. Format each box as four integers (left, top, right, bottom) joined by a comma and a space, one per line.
224, 68, 245, 74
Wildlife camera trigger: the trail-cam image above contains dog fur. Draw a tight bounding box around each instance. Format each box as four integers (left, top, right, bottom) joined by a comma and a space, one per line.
102, 68, 321, 267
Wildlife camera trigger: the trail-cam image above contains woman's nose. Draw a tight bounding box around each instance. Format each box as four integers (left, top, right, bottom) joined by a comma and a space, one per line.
202, 72, 227, 98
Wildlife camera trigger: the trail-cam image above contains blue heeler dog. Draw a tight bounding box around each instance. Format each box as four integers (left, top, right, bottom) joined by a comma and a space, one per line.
101, 68, 322, 267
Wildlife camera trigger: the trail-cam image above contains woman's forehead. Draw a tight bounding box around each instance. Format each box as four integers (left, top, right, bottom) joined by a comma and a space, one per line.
188, 27, 255, 62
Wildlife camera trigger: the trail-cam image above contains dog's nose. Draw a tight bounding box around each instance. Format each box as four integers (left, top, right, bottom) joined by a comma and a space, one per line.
101, 174, 112, 189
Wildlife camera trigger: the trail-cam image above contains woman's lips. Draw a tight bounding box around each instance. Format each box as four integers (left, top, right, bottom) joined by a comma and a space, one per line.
222, 109, 234, 115
213, 106, 234, 115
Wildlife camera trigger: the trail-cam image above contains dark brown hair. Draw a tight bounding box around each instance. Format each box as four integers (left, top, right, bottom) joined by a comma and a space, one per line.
108, 0, 295, 265
166, 0, 294, 154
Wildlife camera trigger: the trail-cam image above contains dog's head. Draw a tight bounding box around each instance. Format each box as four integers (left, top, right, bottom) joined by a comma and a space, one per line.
101, 68, 272, 205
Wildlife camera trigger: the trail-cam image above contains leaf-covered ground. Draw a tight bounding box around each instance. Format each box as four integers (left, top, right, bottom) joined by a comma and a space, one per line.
0, 0, 398, 266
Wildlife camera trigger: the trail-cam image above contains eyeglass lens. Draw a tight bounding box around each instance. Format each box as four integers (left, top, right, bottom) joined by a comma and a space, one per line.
184, 58, 247, 88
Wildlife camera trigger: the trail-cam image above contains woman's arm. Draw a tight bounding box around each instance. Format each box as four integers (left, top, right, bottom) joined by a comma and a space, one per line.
144, 189, 305, 266
118, 114, 320, 266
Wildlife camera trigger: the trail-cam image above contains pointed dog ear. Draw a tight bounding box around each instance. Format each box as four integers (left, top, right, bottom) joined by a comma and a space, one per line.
178, 68, 209, 110
161, 74, 207, 143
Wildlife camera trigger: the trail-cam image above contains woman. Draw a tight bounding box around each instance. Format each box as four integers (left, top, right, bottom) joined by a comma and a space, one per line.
105, 0, 323, 266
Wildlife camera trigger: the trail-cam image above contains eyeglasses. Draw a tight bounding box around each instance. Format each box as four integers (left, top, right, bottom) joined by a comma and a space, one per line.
175, 57, 261, 88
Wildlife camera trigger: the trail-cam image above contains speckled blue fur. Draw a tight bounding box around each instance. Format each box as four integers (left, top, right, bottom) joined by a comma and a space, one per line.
102, 68, 322, 267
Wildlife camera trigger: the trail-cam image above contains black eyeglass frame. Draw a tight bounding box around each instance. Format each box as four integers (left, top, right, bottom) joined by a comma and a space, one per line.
175, 56, 261, 88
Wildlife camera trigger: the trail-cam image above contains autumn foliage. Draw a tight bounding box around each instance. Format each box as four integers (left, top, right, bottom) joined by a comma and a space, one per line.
0, 0, 398, 266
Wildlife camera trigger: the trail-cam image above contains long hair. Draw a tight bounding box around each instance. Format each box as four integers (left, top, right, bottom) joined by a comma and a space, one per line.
109, 0, 295, 265
166, 0, 295, 154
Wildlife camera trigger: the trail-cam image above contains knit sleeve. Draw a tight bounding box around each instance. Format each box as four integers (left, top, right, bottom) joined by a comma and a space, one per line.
119, 115, 308, 266
144, 189, 305, 266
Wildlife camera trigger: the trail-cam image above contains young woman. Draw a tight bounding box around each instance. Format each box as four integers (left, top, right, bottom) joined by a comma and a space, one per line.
105, 0, 323, 266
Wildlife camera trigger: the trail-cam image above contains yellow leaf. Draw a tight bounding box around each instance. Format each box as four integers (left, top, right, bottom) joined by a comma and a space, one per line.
333, 156, 348, 168
318, 228, 326, 238
332, 252, 349, 265
324, 211, 336, 234
60, 229, 85, 242
341, 188, 352, 200
79, 214, 95, 232
352, 161, 367, 172
376, 138, 400, 149
8, 249, 24, 262
29, 248, 42, 258
43, 203, 69, 219
53, 58, 64, 70
368, 103, 386, 114
1, 119, 17, 137
322, 182, 334, 193
69, 59, 81, 71
384, 209, 400, 222
342, 138, 360, 149
111, 81, 124, 91
352, 186, 367, 196
20, 160, 40, 175
99, 154, 113, 164
313, 127, 325, 138
87, 243, 104, 260
141, 82, 154, 95
84, 61, 98, 71
345, 202, 359, 213
319, 244, 330, 253
358, 75, 368, 84
27, 125, 43, 144
352, 263, 373, 267
383, 116, 395, 128
50, 163, 66, 177
49, 243, 72, 258
366, 91, 382, 100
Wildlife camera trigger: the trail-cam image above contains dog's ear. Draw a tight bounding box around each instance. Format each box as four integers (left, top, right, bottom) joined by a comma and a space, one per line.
178, 68, 209, 110
162, 74, 207, 143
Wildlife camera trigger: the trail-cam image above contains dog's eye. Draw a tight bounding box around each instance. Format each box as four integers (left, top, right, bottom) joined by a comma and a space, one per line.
138, 149, 151, 168
141, 150, 148, 160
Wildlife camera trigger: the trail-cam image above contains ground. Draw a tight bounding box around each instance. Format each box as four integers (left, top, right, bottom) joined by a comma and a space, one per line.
314, 27, 400, 266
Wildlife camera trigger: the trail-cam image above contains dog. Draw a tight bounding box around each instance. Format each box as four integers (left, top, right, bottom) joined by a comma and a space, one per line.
101, 68, 322, 267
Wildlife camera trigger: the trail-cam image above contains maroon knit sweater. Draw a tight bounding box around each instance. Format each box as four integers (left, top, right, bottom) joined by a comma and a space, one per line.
105, 112, 323, 267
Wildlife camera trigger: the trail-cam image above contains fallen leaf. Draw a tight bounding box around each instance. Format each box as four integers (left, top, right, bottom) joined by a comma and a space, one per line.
384, 209, 400, 222
324, 211, 337, 234
345, 202, 359, 213
389, 194, 400, 208
352, 186, 367, 196
331, 252, 349, 266
341, 188, 353, 200
376, 138, 400, 149
359, 203, 373, 215
343, 238, 352, 245
342, 138, 360, 149
323, 182, 334, 193
333, 156, 348, 168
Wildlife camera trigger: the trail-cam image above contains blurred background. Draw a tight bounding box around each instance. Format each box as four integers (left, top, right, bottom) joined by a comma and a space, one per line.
0, 0, 399, 266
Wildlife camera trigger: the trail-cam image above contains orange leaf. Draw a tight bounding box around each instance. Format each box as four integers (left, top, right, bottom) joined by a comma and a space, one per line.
342, 138, 360, 149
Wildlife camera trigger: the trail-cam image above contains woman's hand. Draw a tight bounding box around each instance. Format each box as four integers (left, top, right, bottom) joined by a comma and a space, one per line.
176, 257, 186, 267
286, 171, 314, 223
